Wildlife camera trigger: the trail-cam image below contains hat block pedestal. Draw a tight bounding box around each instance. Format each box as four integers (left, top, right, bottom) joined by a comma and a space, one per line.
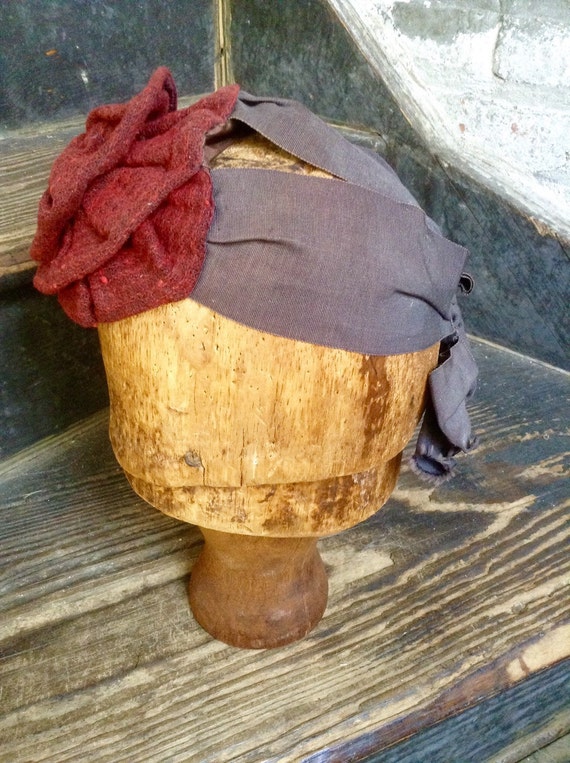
188, 529, 328, 649
97, 135, 439, 649
98, 299, 437, 648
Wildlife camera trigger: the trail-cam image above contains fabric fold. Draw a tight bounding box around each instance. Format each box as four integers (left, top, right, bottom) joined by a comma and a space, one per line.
192, 169, 467, 356
195, 91, 479, 479
31, 66, 239, 326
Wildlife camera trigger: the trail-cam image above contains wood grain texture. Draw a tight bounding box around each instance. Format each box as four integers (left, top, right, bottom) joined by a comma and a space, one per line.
126, 455, 402, 538
189, 529, 328, 649
0, 123, 82, 275
211, 131, 333, 176
98, 300, 436, 489
98, 299, 437, 535
0, 338, 568, 761
355, 665, 570, 763
97, 130, 436, 508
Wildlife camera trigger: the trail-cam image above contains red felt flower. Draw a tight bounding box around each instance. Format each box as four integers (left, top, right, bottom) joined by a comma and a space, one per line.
31, 67, 239, 326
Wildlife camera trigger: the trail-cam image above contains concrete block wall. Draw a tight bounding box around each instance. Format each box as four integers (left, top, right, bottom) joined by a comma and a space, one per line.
329, 0, 570, 238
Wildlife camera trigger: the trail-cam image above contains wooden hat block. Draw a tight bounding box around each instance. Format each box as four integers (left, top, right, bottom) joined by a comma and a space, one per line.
97, 136, 439, 649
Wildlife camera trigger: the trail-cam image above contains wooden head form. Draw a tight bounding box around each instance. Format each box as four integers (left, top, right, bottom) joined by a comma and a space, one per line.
97, 133, 438, 647
99, 298, 437, 537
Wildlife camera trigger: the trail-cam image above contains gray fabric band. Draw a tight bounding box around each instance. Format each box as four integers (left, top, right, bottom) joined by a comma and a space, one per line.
194, 169, 465, 356
191, 92, 478, 480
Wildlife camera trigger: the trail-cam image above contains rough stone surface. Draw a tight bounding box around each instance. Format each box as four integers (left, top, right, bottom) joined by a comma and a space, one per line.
493, 0, 570, 88
328, 0, 570, 240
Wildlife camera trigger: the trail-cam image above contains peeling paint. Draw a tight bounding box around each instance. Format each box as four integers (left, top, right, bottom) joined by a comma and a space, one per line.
327, 0, 570, 238
392, 2, 499, 44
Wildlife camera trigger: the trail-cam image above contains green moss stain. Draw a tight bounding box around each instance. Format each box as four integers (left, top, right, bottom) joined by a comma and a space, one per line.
392, 1, 500, 44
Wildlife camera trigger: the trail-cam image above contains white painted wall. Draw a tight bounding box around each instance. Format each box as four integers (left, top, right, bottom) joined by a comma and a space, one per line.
328, 0, 570, 239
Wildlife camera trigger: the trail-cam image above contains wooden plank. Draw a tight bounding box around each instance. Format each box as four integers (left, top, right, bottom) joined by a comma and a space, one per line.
0, 339, 568, 762
0, 122, 83, 276
520, 734, 570, 763
485, 706, 570, 763
350, 664, 570, 763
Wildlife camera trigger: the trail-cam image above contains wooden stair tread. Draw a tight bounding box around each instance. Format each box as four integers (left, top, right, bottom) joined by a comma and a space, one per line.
0, 338, 568, 761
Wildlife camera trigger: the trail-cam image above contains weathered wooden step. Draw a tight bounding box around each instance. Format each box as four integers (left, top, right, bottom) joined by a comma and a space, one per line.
0, 338, 568, 762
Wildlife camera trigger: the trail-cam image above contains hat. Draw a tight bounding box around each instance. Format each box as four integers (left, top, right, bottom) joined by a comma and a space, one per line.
31, 67, 478, 481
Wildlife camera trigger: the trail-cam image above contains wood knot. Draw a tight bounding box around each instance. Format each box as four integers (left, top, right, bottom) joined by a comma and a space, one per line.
184, 450, 203, 468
